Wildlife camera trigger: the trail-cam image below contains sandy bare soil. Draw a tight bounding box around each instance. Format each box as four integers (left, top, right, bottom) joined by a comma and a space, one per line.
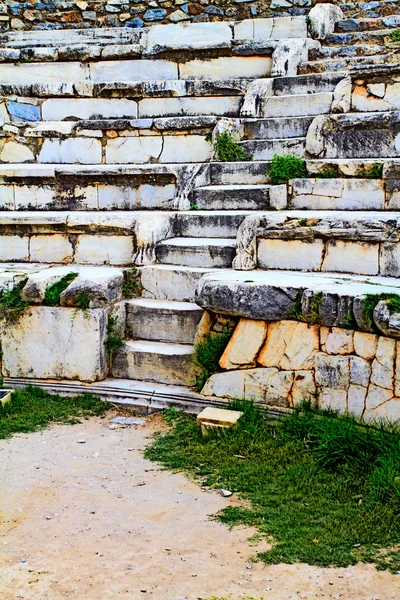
1, 413, 400, 600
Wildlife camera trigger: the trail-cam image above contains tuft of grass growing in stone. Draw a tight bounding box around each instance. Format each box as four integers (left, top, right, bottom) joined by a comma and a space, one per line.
0, 278, 29, 323
269, 153, 307, 184
123, 266, 140, 299
362, 292, 400, 331
390, 29, 400, 42
209, 132, 253, 162
146, 402, 400, 573
43, 272, 78, 306
0, 385, 107, 439
192, 331, 231, 392
105, 316, 124, 361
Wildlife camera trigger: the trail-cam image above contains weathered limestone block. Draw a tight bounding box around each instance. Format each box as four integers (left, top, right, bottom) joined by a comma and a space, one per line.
74, 235, 134, 266
380, 243, 400, 278
240, 79, 273, 118
42, 98, 138, 120
21, 266, 78, 304
232, 214, 262, 271
272, 39, 309, 78
0, 141, 34, 163
305, 114, 325, 157
319, 388, 347, 412
180, 57, 272, 81
1, 307, 108, 382
219, 318, 268, 370
145, 22, 232, 51
315, 353, 350, 388
132, 213, 174, 265
353, 296, 375, 333
370, 336, 395, 390
365, 384, 393, 412
258, 320, 319, 370
321, 241, 379, 276
308, 3, 344, 40
60, 267, 124, 308
349, 356, 370, 387
366, 398, 400, 422
373, 300, 400, 338
331, 77, 351, 113
290, 370, 316, 406
39, 139, 102, 164
258, 238, 324, 272
30, 235, 73, 263
354, 331, 378, 360
347, 384, 367, 419
0, 236, 29, 261
324, 328, 354, 355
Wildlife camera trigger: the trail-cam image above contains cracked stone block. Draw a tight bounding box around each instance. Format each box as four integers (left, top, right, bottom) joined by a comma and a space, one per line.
325, 327, 354, 355
365, 384, 393, 411
106, 136, 163, 164
30, 235, 73, 263
180, 56, 272, 80
290, 370, 316, 406
321, 241, 379, 276
258, 239, 324, 271
1, 306, 108, 382
0, 236, 29, 261
349, 355, 370, 387
39, 138, 102, 164
0, 141, 34, 163
74, 235, 134, 266
42, 98, 138, 120
60, 267, 124, 308
315, 353, 350, 389
319, 387, 347, 412
354, 331, 378, 360
347, 384, 367, 418
258, 320, 319, 370
219, 318, 267, 370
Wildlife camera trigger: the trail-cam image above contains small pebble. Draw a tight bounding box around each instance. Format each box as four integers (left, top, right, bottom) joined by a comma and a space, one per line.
77, 439, 86, 444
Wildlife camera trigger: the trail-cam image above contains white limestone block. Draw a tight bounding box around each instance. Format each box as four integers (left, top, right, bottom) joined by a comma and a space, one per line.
0, 142, 34, 163
325, 328, 354, 355
262, 92, 332, 118
74, 235, 134, 265
380, 243, 400, 277
322, 241, 379, 276
347, 384, 367, 418
308, 3, 343, 40
98, 185, 138, 209
258, 238, 324, 271
21, 266, 79, 303
161, 135, 212, 163
1, 306, 107, 382
138, 96, 241, 118
319, 388, 347, 412
234, 19, 257, 41
349, 356, 370, 387
331, 77, 351, 113
258, 320, 319, 370
0, 62, 88, 84
367, 83, 385, 98
365, 384, 393, 411
352, 86, 390, 112
219, 318, 268, 370
42, 99, 138, 120
39, 139, 102, 164
30, 235, 73, 263
354, 331, 378, 360
90, 59, 178, 83
0, 185, 14, 209
180, 56, 272, 80
0, 236, 29, 261
290, 370, 316, 406
371, 359, 393, 390
367, 398, 400, 422
146, 22, 232, 50
14, 186, 55, 210
106, 136, 162, 164
138, 184, 176, 208
270, 16, 307, 39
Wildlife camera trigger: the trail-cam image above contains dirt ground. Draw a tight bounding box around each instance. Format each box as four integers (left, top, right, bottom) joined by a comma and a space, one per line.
1, 413, 400, 600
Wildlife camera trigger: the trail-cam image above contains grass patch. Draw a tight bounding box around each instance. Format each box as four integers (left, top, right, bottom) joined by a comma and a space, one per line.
314, 167, 338, 179
145, 402, 400, 572
0, 385, 108, 439
192, 331, 231, 392
208, 131, 252, 162
269, 153, 307, 184
362, 293, 400, 332
390, 30, 400, 42
355, 164, 383, 179
0, 278, 29, 323
43, 272, 78, 306
105, 316, 124, 361
123, 266, 140, 299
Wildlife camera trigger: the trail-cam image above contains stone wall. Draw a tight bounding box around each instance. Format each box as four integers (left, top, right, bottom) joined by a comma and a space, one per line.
0, 0, 312, 32
200, 315, 400, 423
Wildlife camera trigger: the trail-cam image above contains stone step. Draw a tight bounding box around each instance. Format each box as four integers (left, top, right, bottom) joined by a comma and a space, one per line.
290, 178, 387, 210
192, 185, 278, 210
125, 298, 203, 344
156, 237, 236, 268
271, 72, 345, 96
326, 28, 396, 45
239, 137, 305, 160
299, 54, 393, 75
209, 161, 271, 185
175, 211, 258, 238
253, 210, 400, 278
111, 339, 195, 386
0, 56, 273, 86
260, 92, 333, 118
140, 264, 226, 302
243, 116, 314, 140
310, 43, 386, 60
336, 15, 400, 32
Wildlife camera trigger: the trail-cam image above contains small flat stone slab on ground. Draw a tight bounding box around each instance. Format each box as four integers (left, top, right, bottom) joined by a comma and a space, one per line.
196, 407, 243, 434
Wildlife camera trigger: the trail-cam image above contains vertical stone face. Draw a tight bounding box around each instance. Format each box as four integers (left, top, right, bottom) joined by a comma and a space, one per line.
1, 307, 108, 382
219, 318, 267, 370
258, 321, 320, 370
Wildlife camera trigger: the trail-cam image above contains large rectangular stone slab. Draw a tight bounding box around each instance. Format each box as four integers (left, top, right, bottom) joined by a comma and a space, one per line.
39, 139, 102, 164
1, 306, 107, 382
90, 59, 178, 82
42, 99, 138, 120
180, 57, 272, 80
146, 22, 232, 50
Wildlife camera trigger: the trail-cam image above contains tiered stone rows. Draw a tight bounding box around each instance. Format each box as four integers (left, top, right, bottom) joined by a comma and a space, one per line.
1, 12, 400, 417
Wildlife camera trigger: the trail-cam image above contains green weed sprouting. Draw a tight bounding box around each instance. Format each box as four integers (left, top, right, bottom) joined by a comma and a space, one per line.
314, 167, 338, 179
390, 29, 400, 42
208, 131, 253, 162
123, 266, 140, 299
269, 153, 308, 184
355, 164, 383, 178
43, 272, 78, 307
0, 278, 29, 323
192, 331, 231, 392
361, 293, 400, 331
105, 316, 124, 362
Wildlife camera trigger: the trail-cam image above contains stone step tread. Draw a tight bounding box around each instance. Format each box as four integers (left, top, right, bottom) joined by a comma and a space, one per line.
336, 15, 400, 30
123, 339, 194, 356
195, 184, 273, 191
126, 298, 202, 312
158, 237, 236, 247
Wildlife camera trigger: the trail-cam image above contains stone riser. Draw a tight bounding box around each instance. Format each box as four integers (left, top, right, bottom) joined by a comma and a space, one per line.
243, 116, 314, 140
260, 92, 333, 118
111, 340, 195, 386
175, 212, 254, 238
239, 138, 305, 160
257, 237, 400, 278
0, 56, 273, 86
0, 133, 213, 165
192, 185, 273, 210
140, 264, 222, 302
125, 298, 203, 344
298, 54, 388, 75
156, 239, 236, 268
209, 161, 270, 185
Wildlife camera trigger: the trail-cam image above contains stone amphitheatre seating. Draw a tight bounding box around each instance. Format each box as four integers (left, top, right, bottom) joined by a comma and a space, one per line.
1, 7, 400, 420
